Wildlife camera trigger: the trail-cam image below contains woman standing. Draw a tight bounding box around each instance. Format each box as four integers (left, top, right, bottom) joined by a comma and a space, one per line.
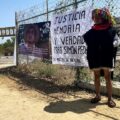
83, 8, 120, 108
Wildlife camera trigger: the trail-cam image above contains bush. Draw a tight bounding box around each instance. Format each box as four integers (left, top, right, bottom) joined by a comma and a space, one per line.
10, 59, 95, 85
114, 60, 120, 81
37, 64, 57, 78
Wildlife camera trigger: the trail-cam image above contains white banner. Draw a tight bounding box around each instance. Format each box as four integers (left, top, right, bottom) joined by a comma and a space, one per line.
51, 6, 93, 66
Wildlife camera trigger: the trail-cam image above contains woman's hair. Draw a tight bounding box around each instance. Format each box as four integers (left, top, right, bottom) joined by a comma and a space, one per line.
92, 8, 116, 25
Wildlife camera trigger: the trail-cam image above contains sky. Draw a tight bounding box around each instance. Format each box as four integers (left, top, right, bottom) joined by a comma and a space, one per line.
0, 0, 44, 44
0, 0, 44, 27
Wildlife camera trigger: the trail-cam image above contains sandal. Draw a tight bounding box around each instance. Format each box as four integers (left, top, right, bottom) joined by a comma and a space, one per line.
91, 97, 101, 103
107, 100, 116, 108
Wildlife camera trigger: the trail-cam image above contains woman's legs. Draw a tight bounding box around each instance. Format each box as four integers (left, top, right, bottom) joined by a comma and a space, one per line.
103, 69, 112, 100
103, 68, 116, 107
91, 69, 101, 103
94, 69, 101, 98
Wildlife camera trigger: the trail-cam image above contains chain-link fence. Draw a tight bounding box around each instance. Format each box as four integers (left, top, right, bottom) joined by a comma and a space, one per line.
16, 0, 120, 42
16, 0, 120, 59
16, 0, 120, 24
16, 0, 120, 83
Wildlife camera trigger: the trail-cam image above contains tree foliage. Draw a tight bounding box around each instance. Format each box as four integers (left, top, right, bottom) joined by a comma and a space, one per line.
0, 36, 15, 56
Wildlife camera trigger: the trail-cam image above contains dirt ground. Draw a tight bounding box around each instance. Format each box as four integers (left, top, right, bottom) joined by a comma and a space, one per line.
0, 74, 120, 120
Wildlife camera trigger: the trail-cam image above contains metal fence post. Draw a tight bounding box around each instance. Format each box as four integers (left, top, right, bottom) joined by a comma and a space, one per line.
92, 0, 94, 7
46, 0, 51, 60
74, 0, 81, 83
15, 12, 19, 66
46, 0, 48, 21
74, 0, 78, 8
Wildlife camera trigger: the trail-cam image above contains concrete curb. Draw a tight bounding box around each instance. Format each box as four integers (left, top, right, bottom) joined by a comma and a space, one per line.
77, 81, 120, 97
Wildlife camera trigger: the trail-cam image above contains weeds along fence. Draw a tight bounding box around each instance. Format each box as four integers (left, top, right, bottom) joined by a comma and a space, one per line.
15, 0, 120, 84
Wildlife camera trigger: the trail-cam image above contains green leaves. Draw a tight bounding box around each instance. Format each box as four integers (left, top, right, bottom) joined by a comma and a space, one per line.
0, 37, 15, 55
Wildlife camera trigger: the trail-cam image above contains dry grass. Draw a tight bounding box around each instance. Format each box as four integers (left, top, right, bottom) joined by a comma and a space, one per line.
5, 59, 93, 86
2, 59, 120, 86
10, 60, 76, 85
114, 60, 120, 81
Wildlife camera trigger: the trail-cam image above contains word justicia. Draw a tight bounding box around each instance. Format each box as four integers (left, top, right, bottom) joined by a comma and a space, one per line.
54, 10, 86, 24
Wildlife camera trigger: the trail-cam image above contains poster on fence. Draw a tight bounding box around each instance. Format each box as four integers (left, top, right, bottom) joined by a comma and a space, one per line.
51, 6, 93, 66
18, 21, 50, 59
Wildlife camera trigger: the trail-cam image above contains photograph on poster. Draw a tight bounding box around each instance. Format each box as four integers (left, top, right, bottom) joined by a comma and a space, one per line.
18, 22, 50, 58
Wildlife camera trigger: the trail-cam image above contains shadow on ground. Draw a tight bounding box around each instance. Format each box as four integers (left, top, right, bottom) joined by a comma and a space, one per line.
44, 98, 105, 113
0, 67, 83, 99
44, 99, 120, 120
